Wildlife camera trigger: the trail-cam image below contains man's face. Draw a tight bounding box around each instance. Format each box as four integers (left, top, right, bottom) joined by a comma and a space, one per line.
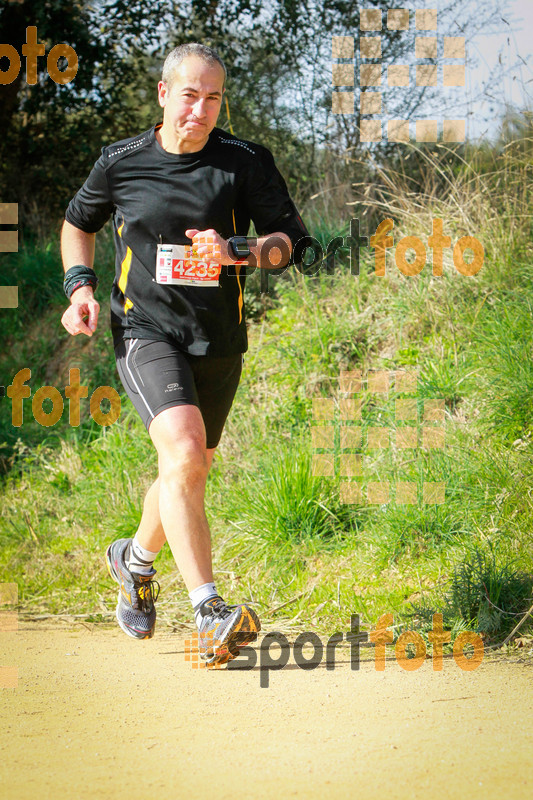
158, 56, 225, 148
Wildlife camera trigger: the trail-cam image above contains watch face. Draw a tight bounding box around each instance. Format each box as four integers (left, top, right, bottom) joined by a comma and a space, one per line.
230, 237, 250, 258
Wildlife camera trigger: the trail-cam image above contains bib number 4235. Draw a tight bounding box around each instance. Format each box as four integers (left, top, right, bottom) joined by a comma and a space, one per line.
156, 244, 221, 287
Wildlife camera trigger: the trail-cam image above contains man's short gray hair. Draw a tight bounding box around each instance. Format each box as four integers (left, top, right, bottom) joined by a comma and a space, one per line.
162, 44, 226, 88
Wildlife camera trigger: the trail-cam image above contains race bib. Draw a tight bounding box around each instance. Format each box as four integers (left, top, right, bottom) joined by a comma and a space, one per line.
156, 244, 221, 287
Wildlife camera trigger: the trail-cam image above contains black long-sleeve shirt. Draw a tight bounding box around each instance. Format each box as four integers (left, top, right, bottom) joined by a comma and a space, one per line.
65, 123, 309, 355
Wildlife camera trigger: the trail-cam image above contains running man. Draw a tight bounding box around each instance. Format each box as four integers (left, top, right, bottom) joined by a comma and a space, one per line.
60, 43, 309, 665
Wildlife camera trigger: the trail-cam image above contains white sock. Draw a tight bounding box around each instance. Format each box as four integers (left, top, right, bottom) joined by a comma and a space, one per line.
189, 582, 219, 625
126, 534, 160, 576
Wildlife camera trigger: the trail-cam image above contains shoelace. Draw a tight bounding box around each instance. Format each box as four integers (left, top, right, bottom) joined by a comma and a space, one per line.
205, 599, 235, 621
134, 577, 160, 613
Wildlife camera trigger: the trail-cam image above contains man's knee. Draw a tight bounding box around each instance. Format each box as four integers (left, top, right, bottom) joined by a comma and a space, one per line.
158, 437, 208, 487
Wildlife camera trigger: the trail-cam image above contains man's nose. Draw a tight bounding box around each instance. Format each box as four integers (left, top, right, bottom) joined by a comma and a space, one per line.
192, 98, 207, 118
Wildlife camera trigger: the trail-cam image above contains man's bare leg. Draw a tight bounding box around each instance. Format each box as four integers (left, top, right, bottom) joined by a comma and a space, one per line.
133, 446, 217, 556
136, 404, 216, 591
109, 402, 260, 656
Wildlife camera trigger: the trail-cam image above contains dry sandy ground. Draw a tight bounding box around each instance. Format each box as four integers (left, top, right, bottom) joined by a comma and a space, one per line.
1, 624, 532, 800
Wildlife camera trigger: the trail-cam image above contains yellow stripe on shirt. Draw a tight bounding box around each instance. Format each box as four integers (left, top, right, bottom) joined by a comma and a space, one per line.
235, 264, 244, 324
232, 208, 244, 324
118, 245, 133, 313
116, 220, 133, 312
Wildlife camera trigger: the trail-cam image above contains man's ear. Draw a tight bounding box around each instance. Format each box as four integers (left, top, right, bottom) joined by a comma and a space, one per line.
157, 80, 168, 108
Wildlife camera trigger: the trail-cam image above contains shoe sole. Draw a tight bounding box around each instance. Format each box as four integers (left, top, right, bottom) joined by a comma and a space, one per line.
201, 605, 261, 666
105, 544, 155, 641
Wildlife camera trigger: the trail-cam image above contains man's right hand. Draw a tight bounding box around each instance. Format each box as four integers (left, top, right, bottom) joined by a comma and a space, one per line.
61, 286, 100, 337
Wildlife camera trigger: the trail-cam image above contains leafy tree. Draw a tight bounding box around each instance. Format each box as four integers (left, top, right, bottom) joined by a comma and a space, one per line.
0, 0, 168, 233
0, 0, 503, 233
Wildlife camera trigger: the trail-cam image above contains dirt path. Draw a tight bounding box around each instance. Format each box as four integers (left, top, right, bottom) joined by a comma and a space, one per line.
1, 624, 532, 800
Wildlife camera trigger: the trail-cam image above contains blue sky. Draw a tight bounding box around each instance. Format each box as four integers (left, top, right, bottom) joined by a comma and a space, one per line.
461, 0, 532, 139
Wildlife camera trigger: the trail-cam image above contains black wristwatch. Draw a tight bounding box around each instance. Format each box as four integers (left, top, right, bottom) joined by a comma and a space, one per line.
228, 236, 251, 260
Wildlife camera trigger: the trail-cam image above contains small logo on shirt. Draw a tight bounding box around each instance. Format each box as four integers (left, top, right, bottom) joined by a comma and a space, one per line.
165, 383, 183, 393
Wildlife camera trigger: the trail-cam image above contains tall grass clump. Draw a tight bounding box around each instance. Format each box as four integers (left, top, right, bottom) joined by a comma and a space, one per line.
226, 445, 364, 558
411, 544, 533, 642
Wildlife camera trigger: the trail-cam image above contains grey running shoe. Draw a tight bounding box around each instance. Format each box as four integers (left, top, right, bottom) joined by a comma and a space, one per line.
197, 596, 261, 665
105, 538, 160, 640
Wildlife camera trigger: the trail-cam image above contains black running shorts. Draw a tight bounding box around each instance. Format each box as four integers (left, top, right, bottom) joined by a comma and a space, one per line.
114, 338, 243, 448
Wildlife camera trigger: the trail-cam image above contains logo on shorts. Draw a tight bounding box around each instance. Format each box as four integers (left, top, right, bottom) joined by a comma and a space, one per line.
165, 382, 183, 393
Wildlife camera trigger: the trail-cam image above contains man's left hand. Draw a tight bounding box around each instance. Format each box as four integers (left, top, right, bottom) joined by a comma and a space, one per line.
185, 228, 230, 264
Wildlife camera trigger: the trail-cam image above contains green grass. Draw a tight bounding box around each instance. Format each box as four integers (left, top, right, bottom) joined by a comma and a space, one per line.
224, 444, 364, 556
